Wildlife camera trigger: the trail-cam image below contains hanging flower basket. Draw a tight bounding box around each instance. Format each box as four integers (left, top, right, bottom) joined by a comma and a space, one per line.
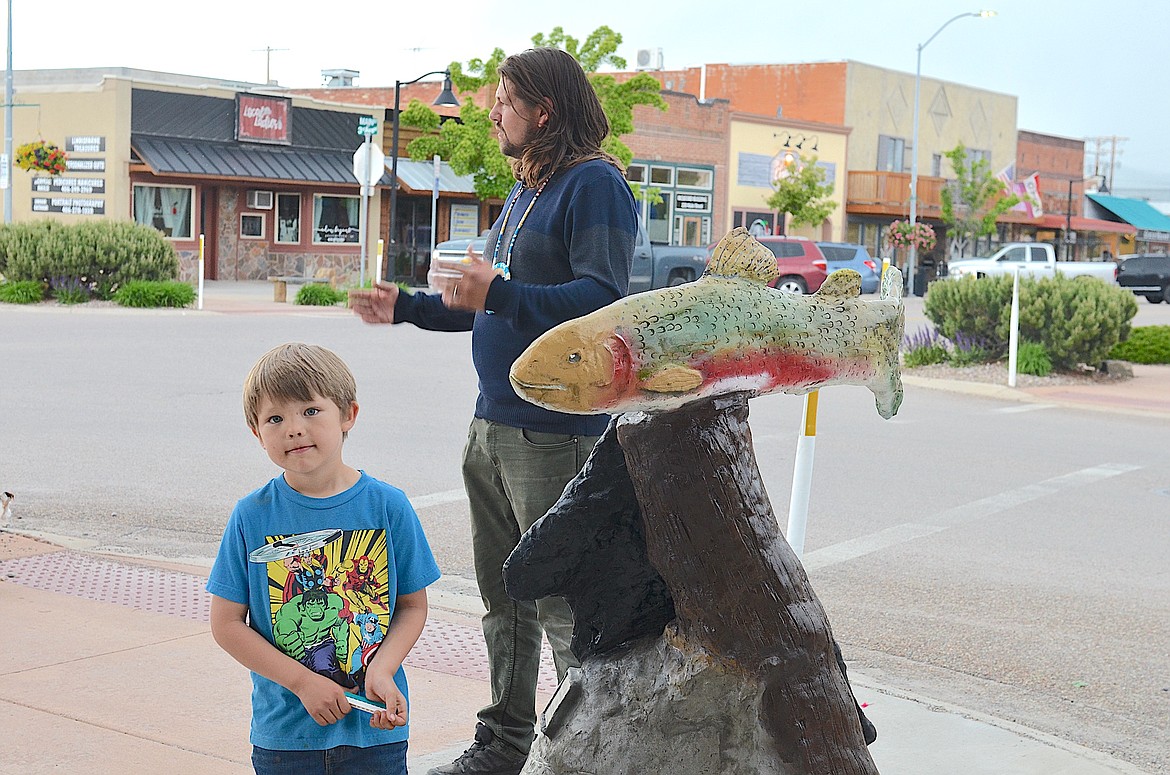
884, 219, 937, 252
15, 140, 68, 175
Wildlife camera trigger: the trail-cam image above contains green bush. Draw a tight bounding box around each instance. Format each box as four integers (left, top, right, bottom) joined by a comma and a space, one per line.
51, 277, 90, 305
925, 275, 1137, 370
0, 220, 179, 298
114, 280, 196, 308
1108, 325, 1170, 364
0, 279, 46, 304
295, 283, 347, 306
902, 326, 949, 367
1016, 340, 1053, 376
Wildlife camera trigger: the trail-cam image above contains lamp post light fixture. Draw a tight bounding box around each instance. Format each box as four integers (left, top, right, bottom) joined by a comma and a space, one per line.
907, 9, 996, 297
387, 69, 459, 282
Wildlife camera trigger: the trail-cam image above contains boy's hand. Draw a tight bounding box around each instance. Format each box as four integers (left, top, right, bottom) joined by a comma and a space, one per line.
366, 683, 408, 730
293, 672, 352, 726
349, 281, 400, 324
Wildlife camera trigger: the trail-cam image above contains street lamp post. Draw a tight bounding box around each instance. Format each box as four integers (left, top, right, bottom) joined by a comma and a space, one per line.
908, 10, 996, 297
387, 70, 459, 283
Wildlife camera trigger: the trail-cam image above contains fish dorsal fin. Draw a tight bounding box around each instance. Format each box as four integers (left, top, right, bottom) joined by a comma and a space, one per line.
816, 269, 862, 298
703, 227, 780, 284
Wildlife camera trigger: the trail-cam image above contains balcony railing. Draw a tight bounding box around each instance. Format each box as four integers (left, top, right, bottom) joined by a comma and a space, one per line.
846, 171, 945, 219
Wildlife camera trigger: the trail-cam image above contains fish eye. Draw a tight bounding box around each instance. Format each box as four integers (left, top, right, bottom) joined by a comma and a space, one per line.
567, 352, 582, 364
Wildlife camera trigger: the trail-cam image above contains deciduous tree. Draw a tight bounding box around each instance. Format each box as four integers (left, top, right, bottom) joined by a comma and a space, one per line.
401, 26, 667, 201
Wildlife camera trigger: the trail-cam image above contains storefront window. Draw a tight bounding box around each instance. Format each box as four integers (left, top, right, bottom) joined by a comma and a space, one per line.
276, 193, 301, 244
133, 184, 193, 239
626, 164, 647, 184
241, 213, 265, 239
313, 194, 359, 244
676, 168, 713, 188
648, 191, 672, 243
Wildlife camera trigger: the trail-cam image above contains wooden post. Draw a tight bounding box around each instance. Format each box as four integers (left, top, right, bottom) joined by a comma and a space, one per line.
616, 393, 877, 774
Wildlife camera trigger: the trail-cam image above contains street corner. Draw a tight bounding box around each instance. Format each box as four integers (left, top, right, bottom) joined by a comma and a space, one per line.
0, 529, 63, 562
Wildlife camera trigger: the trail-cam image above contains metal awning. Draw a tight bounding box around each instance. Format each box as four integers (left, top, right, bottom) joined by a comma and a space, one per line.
390, 157, 478, 195
131, 134, 392, 186
1086, 193, 1170, 232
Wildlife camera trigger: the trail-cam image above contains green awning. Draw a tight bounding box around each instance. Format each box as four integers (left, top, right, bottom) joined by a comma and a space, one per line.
1086, 194, 1170, 232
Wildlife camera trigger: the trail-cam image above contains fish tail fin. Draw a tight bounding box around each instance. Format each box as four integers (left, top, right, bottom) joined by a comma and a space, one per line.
870, 266, 906, 419
881, 266, 904, 301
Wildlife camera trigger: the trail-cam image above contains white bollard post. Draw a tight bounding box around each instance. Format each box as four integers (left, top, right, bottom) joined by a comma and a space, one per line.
786, 390, 819, 559
197, 234, 205, 311
376, 238, 384, 286
1008, 266, 1020, 387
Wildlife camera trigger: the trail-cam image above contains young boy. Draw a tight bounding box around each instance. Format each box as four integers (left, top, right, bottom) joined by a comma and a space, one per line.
207, 342, 440, 774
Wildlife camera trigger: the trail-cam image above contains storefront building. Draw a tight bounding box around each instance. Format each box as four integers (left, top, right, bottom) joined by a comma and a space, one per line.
4, 69, 385, 283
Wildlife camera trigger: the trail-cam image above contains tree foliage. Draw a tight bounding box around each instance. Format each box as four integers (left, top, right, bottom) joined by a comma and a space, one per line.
764, 155, 837, 232
401, 26, 667, 201
940, 142, 1019, 257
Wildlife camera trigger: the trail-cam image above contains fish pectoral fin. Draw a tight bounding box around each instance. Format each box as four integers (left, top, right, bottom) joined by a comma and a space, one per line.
640, 365, 704, 393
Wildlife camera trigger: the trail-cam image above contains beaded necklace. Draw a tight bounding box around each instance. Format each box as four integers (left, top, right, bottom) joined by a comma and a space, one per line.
491, 177, 549, 280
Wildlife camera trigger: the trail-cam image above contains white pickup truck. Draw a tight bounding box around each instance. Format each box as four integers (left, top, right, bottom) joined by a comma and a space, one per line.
947, 243, 1118, 283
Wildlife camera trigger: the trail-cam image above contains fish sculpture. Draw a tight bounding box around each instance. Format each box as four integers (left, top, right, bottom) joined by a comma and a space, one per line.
510, 227, 905, 419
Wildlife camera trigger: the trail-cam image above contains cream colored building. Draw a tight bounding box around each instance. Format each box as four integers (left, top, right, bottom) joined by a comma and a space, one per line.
3, 68, 385, 283
727, 116, 850, 242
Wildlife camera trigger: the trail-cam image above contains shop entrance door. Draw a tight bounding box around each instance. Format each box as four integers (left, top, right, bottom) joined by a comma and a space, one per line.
199, 187, 219, 279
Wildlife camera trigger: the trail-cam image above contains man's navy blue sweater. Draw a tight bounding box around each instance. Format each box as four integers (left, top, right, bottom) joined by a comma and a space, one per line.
394, 159, 637, 436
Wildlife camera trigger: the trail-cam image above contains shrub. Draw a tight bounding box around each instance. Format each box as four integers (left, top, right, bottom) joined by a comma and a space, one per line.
902, 326, 949, 367
0, 280, 46, 304
1108, 325, 1170, 365
0, 220, 179, 297
1016, 340, 1053, 376
925, 274, 1137, 370
950, 331, 995, 366
296, 283, 347, 306
114, 280, 195, 308
51, 276, 90, 304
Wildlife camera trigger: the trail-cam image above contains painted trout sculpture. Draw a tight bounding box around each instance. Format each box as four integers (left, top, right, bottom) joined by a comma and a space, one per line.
510, 227, 905, 419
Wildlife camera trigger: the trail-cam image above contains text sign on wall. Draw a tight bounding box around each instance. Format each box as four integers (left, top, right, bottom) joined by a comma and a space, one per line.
65, 157, 106, 172
32, 197, 106, 215
449, 202, 480, 240
32, 177, 106, 194
66, 136, 106, 153
236, 94, 292, 145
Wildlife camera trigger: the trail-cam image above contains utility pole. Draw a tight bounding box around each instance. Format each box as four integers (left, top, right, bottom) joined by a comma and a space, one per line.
253, 46, 289, 85
1085, 136, 1126, 191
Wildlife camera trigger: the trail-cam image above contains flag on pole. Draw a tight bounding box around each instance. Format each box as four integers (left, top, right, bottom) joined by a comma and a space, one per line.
1012, 173, 1044, 218
995, 162, 1015, 192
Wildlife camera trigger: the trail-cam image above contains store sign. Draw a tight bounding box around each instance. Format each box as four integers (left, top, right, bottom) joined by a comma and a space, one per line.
66, 136, 106, 153
65, 157, 106, 172
236, 94, 292, 145
450, 203, 480, 240
676, 193, 711, 212
32, 176, 106, 194
32, 197, 106, 215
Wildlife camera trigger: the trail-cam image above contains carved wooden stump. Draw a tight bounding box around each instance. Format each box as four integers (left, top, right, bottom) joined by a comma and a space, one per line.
517, 393, 878, 774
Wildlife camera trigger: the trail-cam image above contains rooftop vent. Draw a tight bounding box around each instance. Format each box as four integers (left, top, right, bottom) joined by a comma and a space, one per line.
321, 69, 360, 88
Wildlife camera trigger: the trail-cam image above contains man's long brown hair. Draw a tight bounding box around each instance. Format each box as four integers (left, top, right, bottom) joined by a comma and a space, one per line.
496, 47, 622, 188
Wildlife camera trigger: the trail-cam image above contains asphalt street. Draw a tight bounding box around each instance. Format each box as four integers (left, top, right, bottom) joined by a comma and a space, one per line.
1, 288, 1168, 772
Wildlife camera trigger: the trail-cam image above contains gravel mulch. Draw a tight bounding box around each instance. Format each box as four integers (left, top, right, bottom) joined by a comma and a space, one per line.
903, 361, 1130, 387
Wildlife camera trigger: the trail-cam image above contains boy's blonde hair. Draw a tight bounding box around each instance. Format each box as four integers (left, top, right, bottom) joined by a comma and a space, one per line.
243, 343, 357, 435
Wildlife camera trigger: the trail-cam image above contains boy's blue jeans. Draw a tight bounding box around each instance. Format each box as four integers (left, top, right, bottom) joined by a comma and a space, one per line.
462, 418, 599, 757
251, 741, 406, 775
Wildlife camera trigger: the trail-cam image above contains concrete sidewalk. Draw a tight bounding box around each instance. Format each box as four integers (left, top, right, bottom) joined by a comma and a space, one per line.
0, 532, 1152, 775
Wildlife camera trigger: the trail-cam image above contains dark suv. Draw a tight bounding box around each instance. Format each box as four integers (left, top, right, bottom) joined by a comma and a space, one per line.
707, 235, 827, 293
1117, 254, 1170, 304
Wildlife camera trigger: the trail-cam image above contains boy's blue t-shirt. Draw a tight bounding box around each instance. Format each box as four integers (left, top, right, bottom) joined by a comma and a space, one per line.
206, 471, 441, 751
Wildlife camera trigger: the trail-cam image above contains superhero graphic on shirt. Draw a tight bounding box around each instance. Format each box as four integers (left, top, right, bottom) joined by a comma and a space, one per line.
249, 528, 390, 692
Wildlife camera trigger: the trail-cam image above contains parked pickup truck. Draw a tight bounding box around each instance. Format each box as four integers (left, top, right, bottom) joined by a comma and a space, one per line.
947, 243, 1118, 284
429, 224, 708, 294
1116, 253, 1170, 303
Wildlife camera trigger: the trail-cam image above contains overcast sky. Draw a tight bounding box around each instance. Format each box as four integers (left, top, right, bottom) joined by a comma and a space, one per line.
8, 0, 1164, 192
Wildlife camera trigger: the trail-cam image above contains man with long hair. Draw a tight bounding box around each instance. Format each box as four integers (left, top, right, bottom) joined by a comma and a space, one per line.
350, 47, 637, 775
